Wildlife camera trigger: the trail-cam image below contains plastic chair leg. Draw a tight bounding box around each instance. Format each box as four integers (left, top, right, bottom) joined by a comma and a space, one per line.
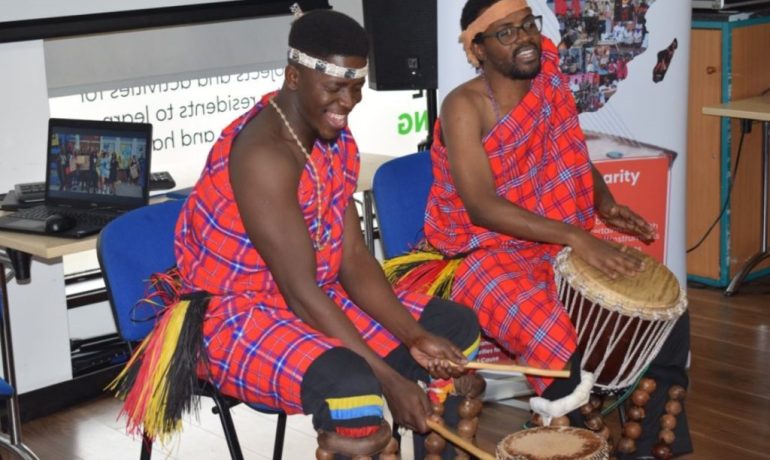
211, 392, 244, 460
139, 433, 152, 460
272, 412, 286, 460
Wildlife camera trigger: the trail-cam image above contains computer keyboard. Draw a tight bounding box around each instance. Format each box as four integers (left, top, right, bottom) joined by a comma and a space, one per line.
15, 206, 115, 227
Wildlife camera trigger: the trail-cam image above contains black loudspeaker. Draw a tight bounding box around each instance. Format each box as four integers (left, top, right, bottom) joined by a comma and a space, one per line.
362, 0, 437, 90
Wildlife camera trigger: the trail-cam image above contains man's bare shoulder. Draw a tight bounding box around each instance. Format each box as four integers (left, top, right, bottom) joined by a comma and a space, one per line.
231, 113, 293, 168
442, 77, 487, 117
227, 114, 303, 198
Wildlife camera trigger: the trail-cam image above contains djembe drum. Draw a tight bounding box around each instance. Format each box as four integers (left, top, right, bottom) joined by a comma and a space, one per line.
553, 246, 686, 393
496, 426, 609, 460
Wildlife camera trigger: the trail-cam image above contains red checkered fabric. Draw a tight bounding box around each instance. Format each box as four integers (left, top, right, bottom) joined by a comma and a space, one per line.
553, 0, 583, 16
175, 92, 430, 413
424, 38, 594, 393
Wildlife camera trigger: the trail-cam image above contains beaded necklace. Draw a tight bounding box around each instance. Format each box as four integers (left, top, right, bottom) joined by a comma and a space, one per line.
481, 70, 503, 122
268, 97, 325, 248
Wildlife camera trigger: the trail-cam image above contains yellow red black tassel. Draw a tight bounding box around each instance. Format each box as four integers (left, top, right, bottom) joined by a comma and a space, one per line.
107, 271, 209, 444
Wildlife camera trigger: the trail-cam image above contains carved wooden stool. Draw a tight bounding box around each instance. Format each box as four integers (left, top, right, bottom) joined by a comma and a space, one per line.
316, 421, 399, 460
425, 373, 487, 459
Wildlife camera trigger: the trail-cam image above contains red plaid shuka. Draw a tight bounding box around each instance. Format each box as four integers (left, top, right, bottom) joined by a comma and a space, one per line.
423, 38, 594, 393
175, 92, 431, 413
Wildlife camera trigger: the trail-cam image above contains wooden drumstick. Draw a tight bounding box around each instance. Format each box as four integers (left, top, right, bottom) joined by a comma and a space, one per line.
448, 360, 570, 378
426, 418, 496, 460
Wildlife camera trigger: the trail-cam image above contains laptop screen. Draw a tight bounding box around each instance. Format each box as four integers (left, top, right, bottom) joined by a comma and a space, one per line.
46, 118, 152, 211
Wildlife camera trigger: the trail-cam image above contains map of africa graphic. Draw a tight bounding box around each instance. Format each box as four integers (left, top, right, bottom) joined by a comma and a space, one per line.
547, 0, 674, 114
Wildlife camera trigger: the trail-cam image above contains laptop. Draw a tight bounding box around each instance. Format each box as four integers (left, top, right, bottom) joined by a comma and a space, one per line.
0, 118, 152, 238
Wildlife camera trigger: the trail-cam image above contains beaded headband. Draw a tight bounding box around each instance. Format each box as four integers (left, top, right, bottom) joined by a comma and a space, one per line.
287, 47, 369, 80
286, 3, 368, 79
458, 0, 529, 68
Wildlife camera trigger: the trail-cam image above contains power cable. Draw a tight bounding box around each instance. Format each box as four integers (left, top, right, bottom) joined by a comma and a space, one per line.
687, 122, 748, 253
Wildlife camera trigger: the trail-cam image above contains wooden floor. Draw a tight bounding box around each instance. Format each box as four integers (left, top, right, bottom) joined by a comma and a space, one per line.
13, 279, 770, 459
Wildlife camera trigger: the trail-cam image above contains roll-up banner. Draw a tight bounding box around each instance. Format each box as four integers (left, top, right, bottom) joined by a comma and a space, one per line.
438, 0, 691, 286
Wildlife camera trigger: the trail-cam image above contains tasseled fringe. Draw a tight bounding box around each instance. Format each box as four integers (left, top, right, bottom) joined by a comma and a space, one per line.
382, 250, 461, 299
427, 378, 455, 405
107, 287, 209, 444
426, 258, 461, 298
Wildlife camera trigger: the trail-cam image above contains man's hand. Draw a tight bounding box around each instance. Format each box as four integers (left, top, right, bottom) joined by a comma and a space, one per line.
597, 201, 655, 242
570, 231, 646, 280
408, 334, 469, 380
379, 372, 433, 433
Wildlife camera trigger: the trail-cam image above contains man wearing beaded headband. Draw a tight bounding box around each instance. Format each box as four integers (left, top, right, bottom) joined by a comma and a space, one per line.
168, 7, 481, 458
384, 0, 692, 458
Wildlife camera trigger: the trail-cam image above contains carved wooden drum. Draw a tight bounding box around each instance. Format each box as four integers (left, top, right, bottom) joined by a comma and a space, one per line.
553, 246, 687, 392
496, 426, 609, 460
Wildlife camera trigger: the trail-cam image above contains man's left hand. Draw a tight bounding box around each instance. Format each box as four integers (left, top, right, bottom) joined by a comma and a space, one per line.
408, 334, 468, 380
597, 202, 655, 242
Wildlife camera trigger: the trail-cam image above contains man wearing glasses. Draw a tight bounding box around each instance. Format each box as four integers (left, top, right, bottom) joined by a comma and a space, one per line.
386, 0, 692, 458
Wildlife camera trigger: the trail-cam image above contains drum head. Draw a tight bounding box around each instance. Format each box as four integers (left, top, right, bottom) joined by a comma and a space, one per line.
554, 246, 685, 320
496, 426, 609, 460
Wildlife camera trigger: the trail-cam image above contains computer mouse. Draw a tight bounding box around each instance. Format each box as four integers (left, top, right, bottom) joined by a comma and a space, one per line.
44, 214, 77, 233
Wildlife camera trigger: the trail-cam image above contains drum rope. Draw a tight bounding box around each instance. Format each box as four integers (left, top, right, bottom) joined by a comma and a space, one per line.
591, 308, 634, 385
599, 365, 649, 415
583, 303, 625, 381
610, 317, 647, 388
601, 319, 675, 391
639, 320, 675, 376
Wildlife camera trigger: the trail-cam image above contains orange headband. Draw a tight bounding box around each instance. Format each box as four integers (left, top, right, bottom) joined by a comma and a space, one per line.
458, 0, 529, 68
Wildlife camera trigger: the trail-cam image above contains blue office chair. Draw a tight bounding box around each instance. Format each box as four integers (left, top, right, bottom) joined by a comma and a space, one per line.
0, 263, 40, 459
97, 199, 287, 460
371, 151, 433, 259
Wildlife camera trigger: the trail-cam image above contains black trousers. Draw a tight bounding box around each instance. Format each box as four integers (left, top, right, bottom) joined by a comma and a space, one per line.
617, 311, 692, 459
300, 298, 480, 458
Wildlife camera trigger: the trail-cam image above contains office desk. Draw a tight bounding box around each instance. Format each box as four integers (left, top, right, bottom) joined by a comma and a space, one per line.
703, 94, 770, 295
0, 230, 96, 285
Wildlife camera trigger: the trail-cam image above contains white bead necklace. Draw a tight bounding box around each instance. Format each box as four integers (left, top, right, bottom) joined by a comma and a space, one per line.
269, 97, 324, 247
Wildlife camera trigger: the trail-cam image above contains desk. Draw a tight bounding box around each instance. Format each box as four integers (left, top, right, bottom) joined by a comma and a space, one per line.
703, 94, 770, 295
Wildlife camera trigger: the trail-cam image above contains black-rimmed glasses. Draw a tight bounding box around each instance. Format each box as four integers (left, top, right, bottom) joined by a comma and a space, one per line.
476, 16, 543, 45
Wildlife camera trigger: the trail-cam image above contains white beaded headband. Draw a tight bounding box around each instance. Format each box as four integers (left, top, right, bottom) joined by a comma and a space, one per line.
287, 3, 368, 80
287, 47, 369, 80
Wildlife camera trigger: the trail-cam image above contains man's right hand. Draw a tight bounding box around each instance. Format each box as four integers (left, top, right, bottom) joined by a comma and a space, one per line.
570, 230, 645, 279
379, 371, 433, 434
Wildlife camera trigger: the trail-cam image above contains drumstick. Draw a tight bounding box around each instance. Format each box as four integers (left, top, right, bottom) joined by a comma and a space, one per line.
448, 360, 570, 378
426, 418, 496, 460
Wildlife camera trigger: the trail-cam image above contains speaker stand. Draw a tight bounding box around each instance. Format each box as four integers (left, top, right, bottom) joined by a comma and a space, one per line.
417, 89, 438, 152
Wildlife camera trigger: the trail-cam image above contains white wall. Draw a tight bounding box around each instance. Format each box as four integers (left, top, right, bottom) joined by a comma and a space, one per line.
0, 41, 50, 191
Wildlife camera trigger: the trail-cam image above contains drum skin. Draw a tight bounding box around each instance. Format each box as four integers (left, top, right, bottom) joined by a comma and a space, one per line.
496, 426, 609, 460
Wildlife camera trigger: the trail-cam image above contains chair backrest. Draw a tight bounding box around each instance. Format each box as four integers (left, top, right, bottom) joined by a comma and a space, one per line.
372, 151, 433, 259
97, 199, 184, 342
